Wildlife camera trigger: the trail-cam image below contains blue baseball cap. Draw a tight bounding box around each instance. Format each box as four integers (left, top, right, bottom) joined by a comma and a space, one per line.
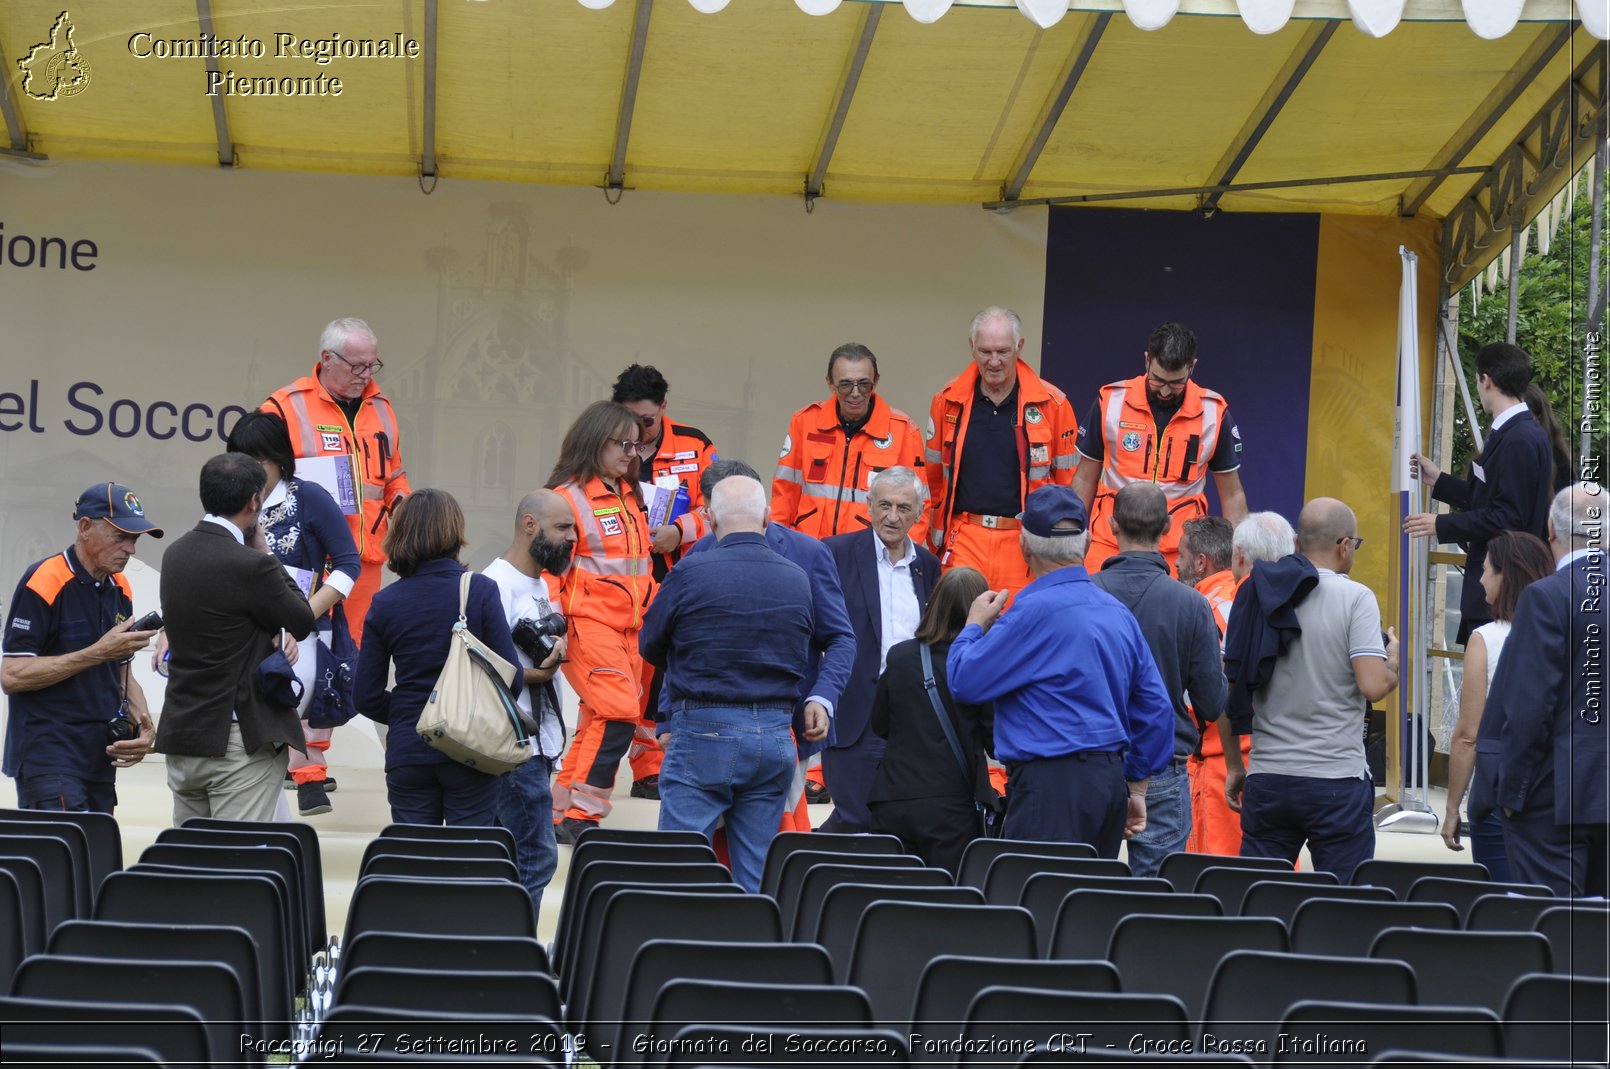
73, 483, 164, 538
1019, 485, 1087, 538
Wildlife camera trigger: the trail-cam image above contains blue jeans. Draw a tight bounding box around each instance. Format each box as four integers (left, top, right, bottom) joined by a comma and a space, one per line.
659, 703, 796, 893
1239, 772, 1374, 881
497, 755, 557, 929
1124, 760, 1191, 879
385, 761, 501, 827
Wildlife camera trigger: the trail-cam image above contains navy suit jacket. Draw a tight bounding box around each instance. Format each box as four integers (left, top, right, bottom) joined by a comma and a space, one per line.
823, 529, 940, 748
1431, 409, 1551, 635
1477, 551, 1610, 827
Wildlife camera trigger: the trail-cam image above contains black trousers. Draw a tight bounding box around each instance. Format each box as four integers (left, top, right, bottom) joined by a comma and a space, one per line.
869, 795, 980, 877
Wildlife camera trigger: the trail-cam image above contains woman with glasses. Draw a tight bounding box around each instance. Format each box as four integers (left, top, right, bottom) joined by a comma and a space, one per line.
546, 401, 658, 843
1442, 529, 1555, 879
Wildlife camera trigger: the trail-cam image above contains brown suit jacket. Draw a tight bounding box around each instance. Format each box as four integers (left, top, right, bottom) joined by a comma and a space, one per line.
155, 520, 316, 758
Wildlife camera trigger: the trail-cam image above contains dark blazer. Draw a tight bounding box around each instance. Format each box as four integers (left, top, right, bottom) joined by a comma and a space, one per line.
1479, 552, 1610, 827
868, 638, 993, 804
156, 520, 317, 758
1432, 408, 1551, 639
822, 529, 940, 748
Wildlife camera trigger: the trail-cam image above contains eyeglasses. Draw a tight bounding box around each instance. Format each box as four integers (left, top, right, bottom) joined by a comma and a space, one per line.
611, 438, 643, 454
1145, 368, 1191, 391
1337, 536, 1365, 550
326, 349, 384, 377
834, 379, 876, 396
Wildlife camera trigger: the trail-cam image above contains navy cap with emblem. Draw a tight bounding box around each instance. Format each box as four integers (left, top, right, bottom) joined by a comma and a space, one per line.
73, 482, 165, 538
1018, 485, 1086, 538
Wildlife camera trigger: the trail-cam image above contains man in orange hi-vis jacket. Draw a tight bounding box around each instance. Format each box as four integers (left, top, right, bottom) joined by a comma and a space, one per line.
773, 343, 929, 546
925, 307, 1079, 598
1072, 322, 1248, 576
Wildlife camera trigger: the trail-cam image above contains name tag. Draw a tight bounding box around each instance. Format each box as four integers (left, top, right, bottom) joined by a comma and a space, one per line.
1472, 463, 1486, 483
594, 506, 621, 516
673, 450, 697, 461
670, 463, 699, 474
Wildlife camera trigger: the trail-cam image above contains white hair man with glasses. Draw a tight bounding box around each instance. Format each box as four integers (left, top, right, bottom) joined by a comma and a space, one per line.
263, 316, 409, 646
773, 343, 929, 545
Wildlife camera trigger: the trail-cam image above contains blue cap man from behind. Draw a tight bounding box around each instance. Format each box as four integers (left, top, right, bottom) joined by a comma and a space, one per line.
1019, 484, 1087, 539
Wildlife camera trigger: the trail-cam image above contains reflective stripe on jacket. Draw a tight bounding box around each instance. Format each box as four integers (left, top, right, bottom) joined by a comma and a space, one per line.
772, 392, 928, 543
557, 475, 656, 629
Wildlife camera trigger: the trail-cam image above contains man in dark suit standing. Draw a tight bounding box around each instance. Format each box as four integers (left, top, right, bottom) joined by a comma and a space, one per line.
156, 453, 316, 824
819, 466, 940, 833
1406, 342, 1552, 644
1479, 482, 1609, 896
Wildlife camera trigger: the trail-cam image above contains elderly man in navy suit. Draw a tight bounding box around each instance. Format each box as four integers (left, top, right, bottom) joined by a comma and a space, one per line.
1405, 342, 1552, 644
818, 466, 941, 833
1478, 482, 1610, 896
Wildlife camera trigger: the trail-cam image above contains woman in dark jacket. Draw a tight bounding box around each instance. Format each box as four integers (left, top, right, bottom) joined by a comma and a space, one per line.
354, 488, 522, 826
867, 566, 995, 875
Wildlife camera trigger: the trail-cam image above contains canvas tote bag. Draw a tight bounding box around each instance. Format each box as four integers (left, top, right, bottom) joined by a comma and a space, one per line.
416, 572, 532, 774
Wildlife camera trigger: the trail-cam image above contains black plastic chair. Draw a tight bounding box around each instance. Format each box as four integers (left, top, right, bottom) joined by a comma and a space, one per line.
847, 901, 1036, 1022
1406, 875, 1551, 923
553, 842, 721, 975
1157, 851, 1292, 893
1049, 889, 1221, 960
1535, 904, 1609, 977
1194, 865, 1337, 914
1501, 971, 1610, 1063
48, 919, 273, 1039
815, 883, 986, 983
760, 831, 904, 898
964, 987, 1190, 1061
1019, 1051, 1253, 1067
10, 954, 248, 1065
95, 868, 294, 1025
774, 850, 924, 935
561, 869, 736, 1001
1351, 859, 1488, 897
571, 889, 782, 1039
612, 941, 834, 1069
0, 868, 27, 987
0, 835, 80, 934
169, 820, 326, 957
572, 826, 709, 848
791, 861, 952, 941
341, 930, 550, 977
1200, 949, 1417, 1050
358, 835, 513, 870
1020, 873, 1172, 955
0, 804, 119, 895
1277, 1000, 1503, 1063
0, 1042, 164, 1064
0, 818, 94, 917
648, 980, 874, 1065
136, 841, 309, 986
0, 855, 47, 961
377, 821, 518, 855
659, 1023, 905, 1069
332, 964, 561, 1019
360, 853, 522, 883
1369, 927, 1551, 1011
1466, 892, 1605, 932
1107, 915, 1287, 1019
0, 994, 212, 1067
982, 853, 1131, 906
1239, 880, 1394, 924
343, 874, 535, 948
956, 838, 1099, 890
912, 955, 1119, 1061
1367, 1054, 1550, 1068
1289, 898, 1459, 957
315, 1004, 562, 1063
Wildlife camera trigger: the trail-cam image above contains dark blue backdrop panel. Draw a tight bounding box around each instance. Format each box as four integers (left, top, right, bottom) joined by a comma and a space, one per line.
1040, 207, 1320, 529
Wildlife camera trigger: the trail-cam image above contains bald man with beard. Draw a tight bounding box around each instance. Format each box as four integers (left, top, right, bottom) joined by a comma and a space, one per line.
483, 488, 577, 927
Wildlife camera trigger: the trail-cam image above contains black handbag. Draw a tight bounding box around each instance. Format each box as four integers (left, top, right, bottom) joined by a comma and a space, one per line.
306, 603, 359, 729
919, 642, 1005, 838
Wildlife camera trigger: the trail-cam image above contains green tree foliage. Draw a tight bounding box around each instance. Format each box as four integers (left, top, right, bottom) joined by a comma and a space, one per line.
1455, 166, 1609, 477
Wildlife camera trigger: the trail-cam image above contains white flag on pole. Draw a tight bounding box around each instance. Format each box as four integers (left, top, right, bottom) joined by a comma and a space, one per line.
1393, 247, 1421, 491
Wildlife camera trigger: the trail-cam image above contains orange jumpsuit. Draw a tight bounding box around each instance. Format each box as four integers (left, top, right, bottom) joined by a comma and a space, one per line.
925, 360, 1078, 597
772, 393, 928, 545
632, 420, 720, 784
1186, 568, 1254, 856
551, 476, 656, 826
1082, 375, 1236, 575
263, 366, 409, 647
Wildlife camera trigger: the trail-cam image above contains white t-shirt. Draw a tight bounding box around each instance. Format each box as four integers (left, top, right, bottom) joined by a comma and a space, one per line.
483, 557, 565, 758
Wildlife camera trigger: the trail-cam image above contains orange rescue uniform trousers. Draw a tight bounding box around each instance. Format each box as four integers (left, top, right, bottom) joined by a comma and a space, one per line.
553, 617, 643, 824
942, 521, 1032, 599
1187, 729, 1253, 856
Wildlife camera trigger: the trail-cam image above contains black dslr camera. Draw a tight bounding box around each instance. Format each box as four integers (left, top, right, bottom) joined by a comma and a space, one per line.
512, 612, 567, 666
107, 705, 139, 744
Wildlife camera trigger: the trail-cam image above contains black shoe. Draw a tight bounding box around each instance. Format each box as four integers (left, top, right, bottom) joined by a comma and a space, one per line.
297, 781, 333, 816
804, 779, 832, 805
285, 774, 337, 792
554, 817, 595, 846
630, 775, 661, 800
